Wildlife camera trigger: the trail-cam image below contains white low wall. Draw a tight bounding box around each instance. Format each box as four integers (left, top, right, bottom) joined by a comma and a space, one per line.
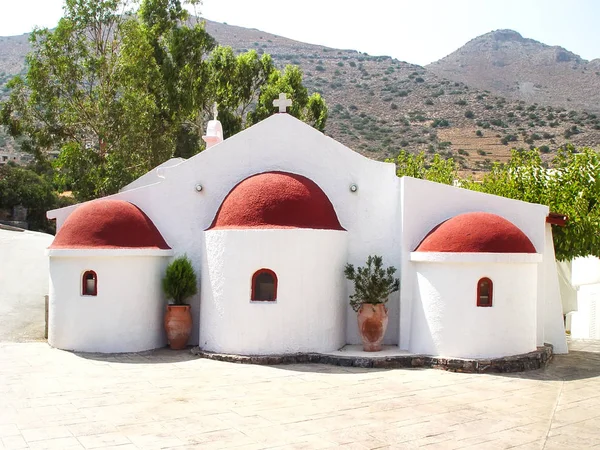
48, 252, 171, 353
410, 259, 538, 358
201, 229, 347, 354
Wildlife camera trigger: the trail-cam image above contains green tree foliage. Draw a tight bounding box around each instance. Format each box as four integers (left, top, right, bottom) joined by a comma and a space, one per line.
0, 0, 326, 201
463, 146, 600, 261
386, 150, 457, 185
344, 255, 400, 312
0, 164, 61, 231
247, 65, 328, 132
162, 255, 197, 305
388, 146, 600, 260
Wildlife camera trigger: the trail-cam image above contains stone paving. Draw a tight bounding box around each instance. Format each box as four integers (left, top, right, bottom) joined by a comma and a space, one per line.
1, 340, 600, 449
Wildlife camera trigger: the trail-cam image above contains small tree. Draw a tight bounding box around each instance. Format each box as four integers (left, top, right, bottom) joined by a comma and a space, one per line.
344, 255, 400, 312
162, 256, 197, 305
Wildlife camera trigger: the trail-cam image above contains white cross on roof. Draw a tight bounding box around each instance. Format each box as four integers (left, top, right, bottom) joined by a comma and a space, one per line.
273, 93, 292, 113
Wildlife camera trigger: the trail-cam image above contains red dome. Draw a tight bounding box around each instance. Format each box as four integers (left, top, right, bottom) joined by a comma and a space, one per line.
415, 212, 536, 253
208, 172, 344, 230
49, 199, 170, 249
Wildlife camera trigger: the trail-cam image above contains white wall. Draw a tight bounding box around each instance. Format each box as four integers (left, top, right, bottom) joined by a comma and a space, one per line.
399, 176, 549, 351
0, 229, 54, 341
201, 229, 347, 354
572, 256, 600, 286
570, 284, 600, 339
540, 224, 568, 353
48, 114, 401, 346
48, 253, 170, 353
410, 260, 538, 358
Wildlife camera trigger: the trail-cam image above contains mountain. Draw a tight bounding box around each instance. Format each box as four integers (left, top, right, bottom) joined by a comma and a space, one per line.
1, 22, 599, 173
427, 29, 600, 113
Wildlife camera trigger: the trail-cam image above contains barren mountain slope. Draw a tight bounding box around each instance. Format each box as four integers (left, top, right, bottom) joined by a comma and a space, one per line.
0, 22, 599, 173
428, 29, 600, 113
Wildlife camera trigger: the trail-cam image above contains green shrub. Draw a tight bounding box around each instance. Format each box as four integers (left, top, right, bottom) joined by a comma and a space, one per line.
344, 255, 399, 312
465, 110, 474, 119
162, 256, 198, 305
475, 130, 483, 137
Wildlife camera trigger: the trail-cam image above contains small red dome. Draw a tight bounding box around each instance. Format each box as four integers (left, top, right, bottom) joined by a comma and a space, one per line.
49, 199, 170, 249
415, 212, 536, 253
208, 172, 344, 230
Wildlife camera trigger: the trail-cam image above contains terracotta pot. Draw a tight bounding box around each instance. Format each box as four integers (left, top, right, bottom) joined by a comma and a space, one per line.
164, 305, 192, 350
357, 303, 388, 352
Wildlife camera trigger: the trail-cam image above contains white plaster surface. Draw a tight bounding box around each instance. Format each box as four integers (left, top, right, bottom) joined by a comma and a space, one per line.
48, 253, 171, 353
570, 284, 600, 339
201, 229, 347, 354
541, 224, 568, 353
0, 229, 53, 341
399, 176, 551, 352
572, 256, 600, 286
410, 261, 538, 358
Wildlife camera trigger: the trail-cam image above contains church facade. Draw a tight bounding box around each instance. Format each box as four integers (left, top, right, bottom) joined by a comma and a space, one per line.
46, 107, 568, 358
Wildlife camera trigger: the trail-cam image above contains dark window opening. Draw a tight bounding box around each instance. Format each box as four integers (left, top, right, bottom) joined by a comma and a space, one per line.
251, 269, 277, 301
82, 270, 97, 296
477, 277, 493, 307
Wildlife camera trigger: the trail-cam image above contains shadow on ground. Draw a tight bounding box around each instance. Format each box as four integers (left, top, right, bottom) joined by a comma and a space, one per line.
74, 346, 199, 364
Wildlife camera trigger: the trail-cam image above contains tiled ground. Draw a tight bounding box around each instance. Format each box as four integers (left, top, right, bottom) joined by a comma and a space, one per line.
1, 340, 600, 449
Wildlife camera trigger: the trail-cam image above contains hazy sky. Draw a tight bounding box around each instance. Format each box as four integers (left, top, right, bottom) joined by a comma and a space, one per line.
1, 0, 598, 66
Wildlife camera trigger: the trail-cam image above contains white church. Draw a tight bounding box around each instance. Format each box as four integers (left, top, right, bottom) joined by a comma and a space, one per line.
45, 95, 569, 359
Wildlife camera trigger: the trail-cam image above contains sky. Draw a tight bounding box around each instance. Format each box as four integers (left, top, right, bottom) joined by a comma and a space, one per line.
0, 0, 598, 66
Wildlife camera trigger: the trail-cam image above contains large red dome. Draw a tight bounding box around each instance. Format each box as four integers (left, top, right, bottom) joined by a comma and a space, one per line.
415, 212, 536, 253
49, 199, 170, 249
208, 172, 344, 230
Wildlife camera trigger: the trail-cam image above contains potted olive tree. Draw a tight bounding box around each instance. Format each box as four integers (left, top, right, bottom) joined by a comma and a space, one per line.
344, 255, 400, 352
163, 255, 197, 349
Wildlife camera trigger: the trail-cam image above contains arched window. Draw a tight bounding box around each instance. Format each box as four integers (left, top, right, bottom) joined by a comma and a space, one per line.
251, 269, 277, 301
477, 277, 493, 307
82, 270, 97, 296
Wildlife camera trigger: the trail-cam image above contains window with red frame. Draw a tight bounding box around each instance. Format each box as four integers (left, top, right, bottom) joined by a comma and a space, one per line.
251, 269, 277, 301
82, 270, 97, 296
477, 277, 492, 307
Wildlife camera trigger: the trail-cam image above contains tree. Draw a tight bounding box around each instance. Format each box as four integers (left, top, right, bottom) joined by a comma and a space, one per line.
460, 147, 600, 261
0, 164, 60, 231
386, 150, 457, 185
1, 0, 326, 201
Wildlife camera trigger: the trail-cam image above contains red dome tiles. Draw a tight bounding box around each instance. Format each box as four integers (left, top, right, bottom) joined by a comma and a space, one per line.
208, 172, 344, 230
49, 199, 170, 249
415, 212, 536, 253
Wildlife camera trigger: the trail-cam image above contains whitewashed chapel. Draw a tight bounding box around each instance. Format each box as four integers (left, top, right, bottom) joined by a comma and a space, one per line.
46, 96, 568, 358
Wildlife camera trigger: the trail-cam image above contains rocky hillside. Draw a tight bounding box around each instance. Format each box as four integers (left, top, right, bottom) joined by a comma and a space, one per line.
427, 29, 600, 113
1, 22, 599, 173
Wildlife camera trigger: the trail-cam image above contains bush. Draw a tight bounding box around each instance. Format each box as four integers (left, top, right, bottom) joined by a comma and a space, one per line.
344, 255, 399, 312
476, 130, 483, 137
162, 256, 198, 305
465, 110, 474, 119
315, 65, 325, 72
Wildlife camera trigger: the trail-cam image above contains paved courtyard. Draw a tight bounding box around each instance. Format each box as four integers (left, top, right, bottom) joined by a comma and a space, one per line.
1, 340, 600, 449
